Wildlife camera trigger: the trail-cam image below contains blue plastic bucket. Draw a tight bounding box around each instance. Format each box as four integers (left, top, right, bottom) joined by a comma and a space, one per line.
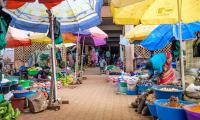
126, 90, 137, 95
119, 86, 127, 93
137, 85, 153, 94
155, 99, 193, 120
146, 102, 157, 117
153, 85, 183, 99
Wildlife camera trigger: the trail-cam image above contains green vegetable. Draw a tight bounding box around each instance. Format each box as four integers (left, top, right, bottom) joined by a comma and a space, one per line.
2, 113, 11, 120
0, 100, 9, 107
0, 107, 7, 115
14, 109, 20, 119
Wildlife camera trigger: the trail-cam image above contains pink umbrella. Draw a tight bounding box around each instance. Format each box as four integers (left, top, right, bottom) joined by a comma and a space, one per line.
75, 26, 108, 46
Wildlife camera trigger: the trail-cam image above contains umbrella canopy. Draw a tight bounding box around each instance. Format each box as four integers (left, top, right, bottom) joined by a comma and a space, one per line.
111, 0, 154, 25
30, 33, 77, 44
125, 24, 157, 40
75, 26, 108, 46
5, 27, 32, 48
3, 0, 103, 33
111, 0, 200, 25
111, 0, 144, 7
79, 37, 106, 46
77, 27, 108, 39
141, 22, 200, 51
6, 0, 64, 9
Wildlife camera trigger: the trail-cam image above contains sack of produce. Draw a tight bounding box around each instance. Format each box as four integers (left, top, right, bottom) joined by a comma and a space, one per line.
28, 92, 48, 113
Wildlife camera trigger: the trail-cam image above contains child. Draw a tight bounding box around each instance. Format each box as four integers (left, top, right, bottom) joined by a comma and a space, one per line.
99, 57, 107, 74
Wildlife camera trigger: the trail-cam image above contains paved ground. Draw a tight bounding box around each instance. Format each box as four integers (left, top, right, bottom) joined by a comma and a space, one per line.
18, 68, 152, 120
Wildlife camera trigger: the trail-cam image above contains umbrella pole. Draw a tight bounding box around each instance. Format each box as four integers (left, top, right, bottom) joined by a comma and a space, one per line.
75, 30, 80, 83
80, 37, 85, 76
47, 10, 58, 106
177, 0, 185, 90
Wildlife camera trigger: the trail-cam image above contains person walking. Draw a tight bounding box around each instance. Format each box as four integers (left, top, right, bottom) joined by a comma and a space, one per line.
99, 57, 107, 74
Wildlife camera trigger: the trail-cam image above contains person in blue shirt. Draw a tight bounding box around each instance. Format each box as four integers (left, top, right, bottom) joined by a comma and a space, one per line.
145, 52, 175, 85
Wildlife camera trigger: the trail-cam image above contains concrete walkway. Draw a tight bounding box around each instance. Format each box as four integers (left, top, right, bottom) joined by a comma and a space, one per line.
18, 68, 151, 120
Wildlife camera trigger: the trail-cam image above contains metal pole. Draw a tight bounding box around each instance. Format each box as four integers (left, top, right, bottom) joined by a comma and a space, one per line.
75, 30, 80, 81
177, 0, 185, 90
80, 37, 85, 76
47, 10, 57, 106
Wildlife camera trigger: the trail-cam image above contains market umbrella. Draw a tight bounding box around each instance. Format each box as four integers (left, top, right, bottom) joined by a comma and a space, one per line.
141, 21, 200, 51
30, 33, 77, 44
4, 0, 102, 33
5, 27, 32, 48
111, 0, 154, 25
3, 0, 103, 106
75, 27, 108, 74
125, 24, 157, 41
111, 0, 200, 90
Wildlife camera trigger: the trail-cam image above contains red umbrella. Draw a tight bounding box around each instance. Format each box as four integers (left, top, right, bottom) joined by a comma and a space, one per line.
6, 0, 64, 9
5, 27, 32, 48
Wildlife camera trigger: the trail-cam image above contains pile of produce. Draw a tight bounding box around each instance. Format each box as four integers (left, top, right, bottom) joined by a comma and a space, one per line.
185, 104, 200, 113
146, 93, 156, 104
32, 81, 62, 89
159, 87, 178, 91
137, 80, 154, 86
0, 100, 20, 120
57, 75, 74, 86
160, 96, 184, 108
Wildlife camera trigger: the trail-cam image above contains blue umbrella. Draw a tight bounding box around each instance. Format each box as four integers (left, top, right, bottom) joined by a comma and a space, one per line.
3, 0, 103, 33
141, 21, 200, 51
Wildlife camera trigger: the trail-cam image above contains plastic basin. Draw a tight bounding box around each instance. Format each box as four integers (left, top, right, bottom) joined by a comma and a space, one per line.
146, 102, 157, 117
137, 85, 153, 94
155, 99, 193, 120
183, 104, 200, 120
13, 90, 35, 98
153, 85, 183, 99
28, 70, 39, 76
126, 90, 137, 95
19, 80, 30, 88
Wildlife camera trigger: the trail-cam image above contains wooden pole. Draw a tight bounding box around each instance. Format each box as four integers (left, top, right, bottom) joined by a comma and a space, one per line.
177, 0, 185, 90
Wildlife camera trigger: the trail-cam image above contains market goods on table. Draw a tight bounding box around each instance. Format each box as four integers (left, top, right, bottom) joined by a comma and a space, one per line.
57, 75, 74, 86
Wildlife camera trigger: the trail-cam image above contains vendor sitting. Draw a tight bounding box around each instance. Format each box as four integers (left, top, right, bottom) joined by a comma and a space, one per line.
34, 66, 50, 82
145, 52, 175, 85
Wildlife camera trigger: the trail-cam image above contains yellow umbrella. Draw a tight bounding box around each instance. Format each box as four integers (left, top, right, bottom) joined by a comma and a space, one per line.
111, 0, 200, 25
30, 33, 51, 44
111, 0, 200, 89
125, 24, 157, 40
141, 0, 200, 24
111, 0, 144, 7
111, 0, 155, 25
30, 33, 77, 44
